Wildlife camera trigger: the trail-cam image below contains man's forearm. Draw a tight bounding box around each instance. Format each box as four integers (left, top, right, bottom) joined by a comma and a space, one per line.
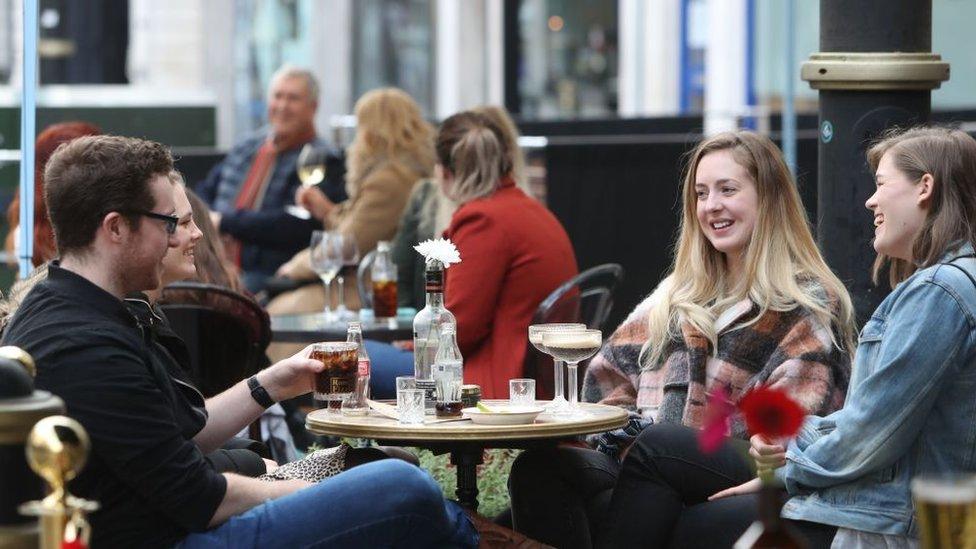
208, 474, 310, 528
195, 379, 266, 453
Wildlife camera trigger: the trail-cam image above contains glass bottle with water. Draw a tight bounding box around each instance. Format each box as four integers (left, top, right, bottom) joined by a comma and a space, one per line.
412, 260, 456, 413
341, 321, 370, 416
433, 325, 464, 417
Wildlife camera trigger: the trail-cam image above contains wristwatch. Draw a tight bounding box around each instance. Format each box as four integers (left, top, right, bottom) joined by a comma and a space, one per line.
247, 375, 275, 409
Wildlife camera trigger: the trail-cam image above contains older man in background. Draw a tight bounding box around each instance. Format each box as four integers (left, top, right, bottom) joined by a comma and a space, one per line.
198, 65, 345, 293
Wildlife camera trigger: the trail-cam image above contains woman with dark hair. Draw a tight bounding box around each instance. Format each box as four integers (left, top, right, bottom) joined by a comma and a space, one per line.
181, 184, 244, 293
5, 121, 101, 267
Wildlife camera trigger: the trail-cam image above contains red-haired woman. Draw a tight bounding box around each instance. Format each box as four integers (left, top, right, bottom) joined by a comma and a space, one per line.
5, 121, 101, 268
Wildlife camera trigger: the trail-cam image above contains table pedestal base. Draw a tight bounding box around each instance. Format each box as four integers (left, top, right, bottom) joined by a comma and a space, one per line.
450, 448, 484, 511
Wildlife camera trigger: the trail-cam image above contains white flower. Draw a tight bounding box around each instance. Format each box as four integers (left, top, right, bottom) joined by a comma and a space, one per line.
414, 238, 461, 268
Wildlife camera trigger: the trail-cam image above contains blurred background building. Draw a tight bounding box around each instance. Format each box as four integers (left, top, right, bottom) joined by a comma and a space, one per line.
1, 0, 975, 323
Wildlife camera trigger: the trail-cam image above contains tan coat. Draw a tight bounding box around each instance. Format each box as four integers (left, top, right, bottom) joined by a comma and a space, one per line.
266, 157, 425, 360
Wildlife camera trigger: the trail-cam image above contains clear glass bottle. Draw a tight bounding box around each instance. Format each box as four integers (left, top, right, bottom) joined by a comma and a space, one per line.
412, 260, 456, 413
433, 324, 464, 417
371, 241, 398, 328
341, 321, 370, 416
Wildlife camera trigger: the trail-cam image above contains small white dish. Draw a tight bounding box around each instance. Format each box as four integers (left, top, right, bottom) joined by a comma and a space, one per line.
462, 405, 545, 425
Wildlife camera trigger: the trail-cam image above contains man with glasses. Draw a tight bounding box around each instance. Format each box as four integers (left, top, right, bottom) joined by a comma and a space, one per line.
3, 135, 478, 548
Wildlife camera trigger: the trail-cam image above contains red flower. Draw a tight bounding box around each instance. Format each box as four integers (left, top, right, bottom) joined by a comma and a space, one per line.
698, 385, 734, 453
738, 386, 805, 439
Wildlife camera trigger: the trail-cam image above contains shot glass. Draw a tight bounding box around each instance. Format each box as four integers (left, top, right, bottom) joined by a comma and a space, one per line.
509, 378, 536, 407
396, 376, 416, 392
397, 388, 426, 424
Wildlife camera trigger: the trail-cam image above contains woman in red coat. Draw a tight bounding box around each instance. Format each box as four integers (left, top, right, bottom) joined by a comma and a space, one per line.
437, 110, 578, 399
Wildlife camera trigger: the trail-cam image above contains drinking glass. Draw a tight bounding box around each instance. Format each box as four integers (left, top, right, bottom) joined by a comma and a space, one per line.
310, 341, 358, 413
509, 379, 536, 407
912, 475, 976, 548
397, 389, 426, 424
542, 329, 603, 416
309, 231, 341, 322
396, 375, 417, 392
286, 143, 329, 219
334, 233, 361, 322
528, 323, 585, 413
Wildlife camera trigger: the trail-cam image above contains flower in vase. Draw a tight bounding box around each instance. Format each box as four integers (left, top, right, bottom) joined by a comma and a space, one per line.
414, 238, 461, 268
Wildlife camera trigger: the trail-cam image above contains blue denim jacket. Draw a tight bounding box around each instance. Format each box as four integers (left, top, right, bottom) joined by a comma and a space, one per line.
778, 244, 976, 536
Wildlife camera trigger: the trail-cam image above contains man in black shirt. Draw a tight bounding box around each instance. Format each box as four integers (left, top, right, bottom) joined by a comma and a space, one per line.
3, 135, 477, 548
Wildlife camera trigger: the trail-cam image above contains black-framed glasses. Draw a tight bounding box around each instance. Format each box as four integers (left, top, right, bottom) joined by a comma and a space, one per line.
124, 210, 179, 235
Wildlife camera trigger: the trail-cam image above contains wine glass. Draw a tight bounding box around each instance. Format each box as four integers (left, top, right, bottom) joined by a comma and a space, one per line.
334, 233, 361, 322
286, 143, 328, 219
542, 329, 603, 417
528, 323, 586, 414
309, 231, 341, 322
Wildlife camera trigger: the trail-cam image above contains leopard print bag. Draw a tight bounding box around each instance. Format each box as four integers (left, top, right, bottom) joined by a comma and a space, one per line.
258, 444, 348, 483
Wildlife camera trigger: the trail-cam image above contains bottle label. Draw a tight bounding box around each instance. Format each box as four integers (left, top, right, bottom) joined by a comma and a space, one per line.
415, 379, 437, 411
425, 269, 444, 293
358, 358, 370, 377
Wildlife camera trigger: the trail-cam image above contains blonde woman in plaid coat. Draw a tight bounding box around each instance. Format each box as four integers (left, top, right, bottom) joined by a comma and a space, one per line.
508, 131, 856, 549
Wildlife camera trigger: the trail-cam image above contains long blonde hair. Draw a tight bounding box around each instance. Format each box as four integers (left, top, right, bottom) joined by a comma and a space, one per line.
866, 126, 976, 287
346, 88, 435, 195
646, 131, 856, 364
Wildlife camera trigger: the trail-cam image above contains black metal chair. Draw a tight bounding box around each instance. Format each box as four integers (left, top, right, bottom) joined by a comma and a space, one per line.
158, 282, 271, 398
523, 263, 625, 399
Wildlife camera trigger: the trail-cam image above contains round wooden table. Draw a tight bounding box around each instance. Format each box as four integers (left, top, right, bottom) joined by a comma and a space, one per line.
306, 400, 629, 510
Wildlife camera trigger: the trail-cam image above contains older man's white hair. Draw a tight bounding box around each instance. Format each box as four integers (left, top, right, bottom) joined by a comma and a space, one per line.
269, 65, 319, 103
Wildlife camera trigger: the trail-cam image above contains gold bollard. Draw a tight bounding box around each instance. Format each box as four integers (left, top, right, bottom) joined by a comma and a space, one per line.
18, 416, 98, 549
0, 347, 63, 549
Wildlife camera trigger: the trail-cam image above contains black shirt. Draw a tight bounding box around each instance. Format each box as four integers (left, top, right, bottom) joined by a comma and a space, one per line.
2, 263, 227, 548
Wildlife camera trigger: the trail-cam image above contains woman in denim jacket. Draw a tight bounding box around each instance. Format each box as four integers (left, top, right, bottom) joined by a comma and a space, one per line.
607, 127, 976, 548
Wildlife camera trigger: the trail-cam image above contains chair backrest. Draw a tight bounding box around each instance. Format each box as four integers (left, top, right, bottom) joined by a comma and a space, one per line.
159, 282, 271, 398
357, 249, 378, 309
523, 263, 625, 399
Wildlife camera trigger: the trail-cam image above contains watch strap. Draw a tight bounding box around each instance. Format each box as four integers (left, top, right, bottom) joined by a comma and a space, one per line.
247, 375, 275, 408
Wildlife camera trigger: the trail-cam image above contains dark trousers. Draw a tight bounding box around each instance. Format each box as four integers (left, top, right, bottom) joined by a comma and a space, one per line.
509, 423, 837, 549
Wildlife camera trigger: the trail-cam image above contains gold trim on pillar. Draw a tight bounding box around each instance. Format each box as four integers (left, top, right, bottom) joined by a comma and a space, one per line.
801, 52, 950, 90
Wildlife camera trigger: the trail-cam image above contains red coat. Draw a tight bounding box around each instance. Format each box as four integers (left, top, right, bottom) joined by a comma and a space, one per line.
444, 179, 578, 399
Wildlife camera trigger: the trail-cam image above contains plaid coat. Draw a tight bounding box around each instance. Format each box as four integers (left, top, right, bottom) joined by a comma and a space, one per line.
582, 284, 851, 439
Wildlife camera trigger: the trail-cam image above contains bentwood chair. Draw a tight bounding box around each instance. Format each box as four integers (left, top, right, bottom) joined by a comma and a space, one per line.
523, 263, 625, 399
159, 282, 271, 398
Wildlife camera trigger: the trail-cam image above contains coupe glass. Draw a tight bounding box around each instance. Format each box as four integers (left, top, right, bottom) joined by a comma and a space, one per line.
542, 329, 603, 417
528, 323, 585, 414
334, 233, 361, 321
309, 231, 341, 322
286, 143, 329, 219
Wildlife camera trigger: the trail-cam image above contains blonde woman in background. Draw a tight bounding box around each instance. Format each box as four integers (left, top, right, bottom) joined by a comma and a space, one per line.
435, 110, 577, 398
392, 104, 528, 310
268, 88, 435, 331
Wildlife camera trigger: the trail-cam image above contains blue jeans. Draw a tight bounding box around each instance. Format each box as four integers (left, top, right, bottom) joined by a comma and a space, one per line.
364, 340, 414, 400
179, 460, 478, 548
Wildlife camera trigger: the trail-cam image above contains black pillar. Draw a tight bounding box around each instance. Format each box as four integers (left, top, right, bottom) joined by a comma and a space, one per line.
803, 0, 948, 322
